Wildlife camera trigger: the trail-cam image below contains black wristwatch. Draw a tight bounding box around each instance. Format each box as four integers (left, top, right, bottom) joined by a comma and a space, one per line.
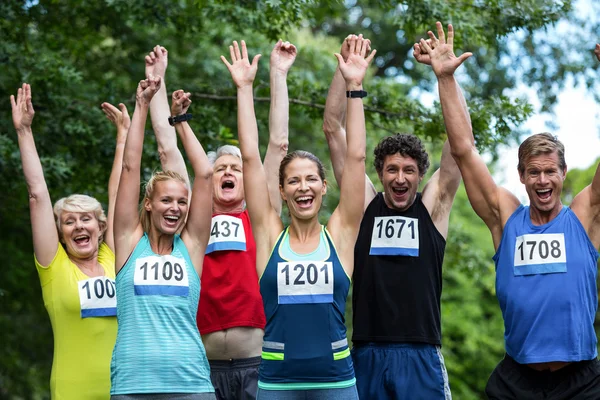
346, 90, 368, 98
168, 113, 193, 126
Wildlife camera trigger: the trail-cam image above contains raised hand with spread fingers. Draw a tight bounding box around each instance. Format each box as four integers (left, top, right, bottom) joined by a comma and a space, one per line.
418, 21, 472, 78
221, 40, 261, 89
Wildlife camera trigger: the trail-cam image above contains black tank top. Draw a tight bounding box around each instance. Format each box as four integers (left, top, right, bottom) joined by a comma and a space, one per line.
352, 192, 446, 345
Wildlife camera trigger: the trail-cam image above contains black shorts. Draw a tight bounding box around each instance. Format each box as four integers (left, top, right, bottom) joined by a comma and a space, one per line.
210, 356, 260, 400
485, 354, 600, 400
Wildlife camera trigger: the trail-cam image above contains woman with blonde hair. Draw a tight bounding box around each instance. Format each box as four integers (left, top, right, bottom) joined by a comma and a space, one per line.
221, 36, 375, 399
11, 83, 128, 399
109, 75, 215, 399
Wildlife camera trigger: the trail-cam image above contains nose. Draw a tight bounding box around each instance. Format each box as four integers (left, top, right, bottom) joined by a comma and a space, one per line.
74, 219, 84, 229
224, 166, 232, 175
299, 179, 309, 191
395, 172, 406, 184
538, 172, 549, 184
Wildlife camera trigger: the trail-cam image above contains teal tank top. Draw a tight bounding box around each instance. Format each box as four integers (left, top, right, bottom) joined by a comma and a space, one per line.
111, 233, 214, 394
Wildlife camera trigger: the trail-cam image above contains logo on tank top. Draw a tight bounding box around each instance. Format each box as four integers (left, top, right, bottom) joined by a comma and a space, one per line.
513, 233, 567, 275
206, 215, 247, 254
78, 276, 117, 318
369, 216, 419, 256
133, 254, 189, 296
277, 261, 334, 304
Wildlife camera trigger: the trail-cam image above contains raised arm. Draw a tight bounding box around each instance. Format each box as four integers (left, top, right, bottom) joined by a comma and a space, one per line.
114, 75, 161, 271
323, 35, 377, 210
264, 40, 296, 215
328, 36, 376, 274
171, 90, 213, 275
146, 45, 190, 186
425, 22, 519, 247
100, 102, 130, 251
12, 83, 59, 266
221, 40, 283, 275
571, 43, 600, 248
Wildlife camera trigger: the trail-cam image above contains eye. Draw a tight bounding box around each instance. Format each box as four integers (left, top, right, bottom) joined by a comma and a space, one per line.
178, 200, 187, 205
65, 220, 74, 225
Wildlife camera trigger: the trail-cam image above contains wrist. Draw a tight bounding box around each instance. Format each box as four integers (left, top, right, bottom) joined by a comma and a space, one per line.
15, 126, 32, 134
346, 83, 363, 91
237, 84, 254, 91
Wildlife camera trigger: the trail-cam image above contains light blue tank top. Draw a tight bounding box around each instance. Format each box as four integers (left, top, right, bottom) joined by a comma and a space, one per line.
493, 205, 599, 364
111, 233, 214, 394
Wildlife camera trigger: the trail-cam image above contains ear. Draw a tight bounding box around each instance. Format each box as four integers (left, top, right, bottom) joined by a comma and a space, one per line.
562, 164, 568, 180
519, 169, 525, 185
322, 179, 328, 196
279, 185, 287, 202
144, 197, 152, 212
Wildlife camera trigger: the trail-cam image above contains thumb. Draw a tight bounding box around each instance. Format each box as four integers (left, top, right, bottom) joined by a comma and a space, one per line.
251, 54, 262, 67
334, 53, 344, 66
457, 52, 473, 65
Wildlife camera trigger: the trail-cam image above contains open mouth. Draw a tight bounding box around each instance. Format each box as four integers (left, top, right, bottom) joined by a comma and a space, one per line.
536, 188, 552, 201
164, 215, 180, 227
221, 180, 235, 192
73, 235, 91, 246
392, 187, 408, 196
295, 196, 314, 209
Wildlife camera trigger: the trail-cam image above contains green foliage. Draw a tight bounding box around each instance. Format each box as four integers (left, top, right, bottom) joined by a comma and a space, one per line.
2, 0, 600, 398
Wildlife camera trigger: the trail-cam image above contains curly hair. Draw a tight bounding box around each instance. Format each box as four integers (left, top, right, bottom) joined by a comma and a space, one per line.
373, 134, 430, 176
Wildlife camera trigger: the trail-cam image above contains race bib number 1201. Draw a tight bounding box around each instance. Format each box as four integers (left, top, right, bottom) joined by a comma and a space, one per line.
133, 255, 189, 296
369, 216, 419, 256
513, 233, 567, 276
277, 261, 334, 304
78, 277, 117, 318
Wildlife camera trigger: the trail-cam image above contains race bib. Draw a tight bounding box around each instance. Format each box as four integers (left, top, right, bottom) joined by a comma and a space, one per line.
78, 277, 117, 318
277, 261, 334, 304
513, 233, 567, 276
133, 255, 189, 296
206, 215, 247, 254
370, 216, 419, 256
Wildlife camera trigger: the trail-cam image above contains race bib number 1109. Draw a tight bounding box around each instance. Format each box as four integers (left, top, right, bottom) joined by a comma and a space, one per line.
133, 255, 189, 296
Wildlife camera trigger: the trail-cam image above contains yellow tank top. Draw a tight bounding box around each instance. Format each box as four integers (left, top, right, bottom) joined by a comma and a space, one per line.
36, 242, 117, 399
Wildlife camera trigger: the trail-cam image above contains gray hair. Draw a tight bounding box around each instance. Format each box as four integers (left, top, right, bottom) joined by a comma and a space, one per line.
207, 145, 242, 166
53, 194, 107, 244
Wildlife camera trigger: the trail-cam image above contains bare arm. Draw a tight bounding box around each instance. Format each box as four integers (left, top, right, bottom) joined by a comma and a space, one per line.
221, 41, 283, 276
171, 90, 213, 276
425, 22, 520, 247
328, 36, 376, 276
101, 102, 130, 251
264, 40, 296, 215
11, 83, 59, 266
146, 46, 190, 185
114, 76, 161, 271
323, 35, 376, 210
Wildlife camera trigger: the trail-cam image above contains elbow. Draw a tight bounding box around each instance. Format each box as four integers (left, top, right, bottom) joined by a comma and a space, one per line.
269, 136, 289, 155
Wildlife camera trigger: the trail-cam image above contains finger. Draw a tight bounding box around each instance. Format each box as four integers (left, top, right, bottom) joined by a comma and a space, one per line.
360, 37, 368, 58
172, 89, 182, 99
365, 49, 377, 64
241, 40, 249, 60
119, 103, 130, 119
357, 34, 364, 54
185, 92, 191, 99
334, 53, 344, 67
437, 21, 446, 44
229, 45, 235, 63
16, 87, 23, 104
220, 55, 232, 69
251, 54, 262, 67
233, 41, 241, 61
419, 38, 433, 54
145, 55, 153, 65
10, 94, 16, 109
447, 24, 454, 46
349, 35, 357, 54
366, 39, 371, 52
274, 39, 282, 50
427, 31, 437, 47
102, 102, 119, 113
456, 52, 473, 65
413, 43, 420, 58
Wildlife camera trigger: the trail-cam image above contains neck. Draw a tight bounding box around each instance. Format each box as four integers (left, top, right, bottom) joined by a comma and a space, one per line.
148, 228, 175, 255
288, 216, 322, 242
529, 202, 563, 226
213, 200, 244, 214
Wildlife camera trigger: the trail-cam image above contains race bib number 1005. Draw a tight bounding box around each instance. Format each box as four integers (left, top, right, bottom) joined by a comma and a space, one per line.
369, 216, 419, 256
133, 255, 189, 296
277, 261, 334, 304
513, 233, 567, 276
78, 277, 117, 318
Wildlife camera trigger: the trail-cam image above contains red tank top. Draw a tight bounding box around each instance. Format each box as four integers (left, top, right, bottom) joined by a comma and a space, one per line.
197, 209, 266, 334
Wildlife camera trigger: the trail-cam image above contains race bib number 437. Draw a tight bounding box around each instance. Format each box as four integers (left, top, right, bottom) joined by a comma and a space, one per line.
513, 233, 567, 276
370, 216, 419, 256
206, 215, 247, 254
78, 277, 117, 318
133, 255, 189, 296
277, 261, 334, 304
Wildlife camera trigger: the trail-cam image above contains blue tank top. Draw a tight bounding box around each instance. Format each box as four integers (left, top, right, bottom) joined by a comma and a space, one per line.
258, 226, 355, 390
493, 205, 598, 364
111, 233, 214, 394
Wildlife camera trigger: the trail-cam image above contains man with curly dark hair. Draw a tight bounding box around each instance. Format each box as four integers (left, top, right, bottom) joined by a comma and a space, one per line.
323, 34, 463, 400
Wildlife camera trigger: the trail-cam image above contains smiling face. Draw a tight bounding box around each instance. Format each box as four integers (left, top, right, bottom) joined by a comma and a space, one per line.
212, 154, 244, 210
60, 211, 102, 259
144, 179, 189, 234
280, 157, 327, 220
519, 151, 566, 215
379, 153, 422, 211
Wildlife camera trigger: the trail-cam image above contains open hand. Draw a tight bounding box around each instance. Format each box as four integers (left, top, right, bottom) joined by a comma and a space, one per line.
221, 40, 261, 89
270, 39, 297, 74
101, 102, 130, 142
334, 34, 377, 88
171, 90, 192, 116
10, 83, 34, 131
418, 22, 472, 78
145, 45, 168, 79
136, 74, 162, 105
341, 34, 371, 62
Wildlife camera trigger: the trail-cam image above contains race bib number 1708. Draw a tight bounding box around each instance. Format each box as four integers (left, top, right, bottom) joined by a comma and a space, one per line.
513, 233, 567, 276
